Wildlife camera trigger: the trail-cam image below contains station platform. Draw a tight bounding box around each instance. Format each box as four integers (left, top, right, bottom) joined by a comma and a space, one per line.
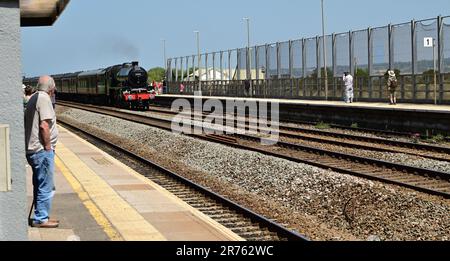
155, 94, 450, 135
27, 126, 243, 241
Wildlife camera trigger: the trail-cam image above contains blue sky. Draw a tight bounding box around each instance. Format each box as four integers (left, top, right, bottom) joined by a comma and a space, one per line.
21, 0, 450, 76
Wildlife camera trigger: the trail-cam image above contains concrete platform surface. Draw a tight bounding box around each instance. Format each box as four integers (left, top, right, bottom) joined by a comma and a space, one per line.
27, 126, 243, 241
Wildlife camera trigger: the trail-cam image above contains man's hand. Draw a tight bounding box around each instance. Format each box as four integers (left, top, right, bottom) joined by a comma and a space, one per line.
40, 120, 52, 151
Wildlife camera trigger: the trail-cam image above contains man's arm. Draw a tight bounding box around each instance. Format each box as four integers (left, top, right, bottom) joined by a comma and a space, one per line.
40, 120, 52, 151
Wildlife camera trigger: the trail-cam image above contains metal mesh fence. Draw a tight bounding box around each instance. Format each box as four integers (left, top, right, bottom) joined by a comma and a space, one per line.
444, 18, 450, 73
256, 45, 266, 80
415, 20, 438, 74
371, 26, 389, 75
335, 33, 350, 76
279, 41, 290, 78
318, 35, 333, 77
292, 39, 303, 78
304, 37, 316, 77
237, 48, 247, 80
168, 16, 450, 103
229, 49, 237, 80
392, 23, 412, 75
353, 29, 369, 73
268, 44, 277, 79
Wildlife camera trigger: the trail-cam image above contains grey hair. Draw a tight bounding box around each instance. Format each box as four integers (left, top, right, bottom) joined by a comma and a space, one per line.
37, 76, 56, 92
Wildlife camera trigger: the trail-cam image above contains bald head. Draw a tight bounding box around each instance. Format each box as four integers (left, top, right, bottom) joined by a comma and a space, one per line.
37, 75, 55, 93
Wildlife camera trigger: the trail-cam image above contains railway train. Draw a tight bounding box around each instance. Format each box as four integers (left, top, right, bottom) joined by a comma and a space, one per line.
23, 61, 155, 110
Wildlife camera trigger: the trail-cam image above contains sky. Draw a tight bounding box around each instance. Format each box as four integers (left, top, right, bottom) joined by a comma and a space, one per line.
21, 0, 450, 77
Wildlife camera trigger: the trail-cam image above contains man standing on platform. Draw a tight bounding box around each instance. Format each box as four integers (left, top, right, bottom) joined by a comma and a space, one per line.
24, 75, 59, 228
343, 72, 354, 103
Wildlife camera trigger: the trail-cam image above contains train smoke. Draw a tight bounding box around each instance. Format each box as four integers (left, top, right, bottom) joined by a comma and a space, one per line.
94, 35, 140, 61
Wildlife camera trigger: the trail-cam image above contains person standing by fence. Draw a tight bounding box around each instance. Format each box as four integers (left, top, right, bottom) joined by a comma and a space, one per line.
387, 70, 398, 105
343, 72, 354, 103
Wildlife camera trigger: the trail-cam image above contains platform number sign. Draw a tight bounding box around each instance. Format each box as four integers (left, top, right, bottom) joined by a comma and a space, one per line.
424, 37, 434, 48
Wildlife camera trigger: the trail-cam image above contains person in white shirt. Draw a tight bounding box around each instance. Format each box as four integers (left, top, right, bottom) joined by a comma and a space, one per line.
343, 72, 354, 103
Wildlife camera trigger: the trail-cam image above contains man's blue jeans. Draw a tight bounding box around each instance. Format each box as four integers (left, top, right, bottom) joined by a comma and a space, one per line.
27, 150, 55, 224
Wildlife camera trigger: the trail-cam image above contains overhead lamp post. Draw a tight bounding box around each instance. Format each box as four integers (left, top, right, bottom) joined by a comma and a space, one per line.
161, 39, 166, 71
194, 31, 201, 91
321, 0, 328, 100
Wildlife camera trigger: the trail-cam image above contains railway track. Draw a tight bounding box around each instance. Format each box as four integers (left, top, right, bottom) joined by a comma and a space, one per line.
59, 120, 308, 241
59, 101, 450, 162
58, 102, 450, 199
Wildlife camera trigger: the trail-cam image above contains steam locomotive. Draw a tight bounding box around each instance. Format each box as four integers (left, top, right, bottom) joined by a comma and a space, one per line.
23, 61, 155, 110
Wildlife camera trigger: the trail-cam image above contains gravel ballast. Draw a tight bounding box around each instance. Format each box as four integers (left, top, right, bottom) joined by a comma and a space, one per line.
57, 107, 450, 241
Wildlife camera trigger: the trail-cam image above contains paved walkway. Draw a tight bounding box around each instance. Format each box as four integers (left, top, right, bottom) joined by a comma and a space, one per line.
28, 126, 243, 241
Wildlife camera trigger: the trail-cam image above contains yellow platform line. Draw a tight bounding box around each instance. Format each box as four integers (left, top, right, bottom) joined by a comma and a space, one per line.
59, 125, 244, 241
55, 157, 123, 241
56, 142, 167, 241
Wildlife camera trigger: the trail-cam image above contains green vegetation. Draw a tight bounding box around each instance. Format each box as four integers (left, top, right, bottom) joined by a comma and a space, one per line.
355, 68, 369, 78
310, 67, 334, 80
315, 122, 330, 130
426, 134, 445, 144
350, 123, 359, 128
148, 67, 166, 82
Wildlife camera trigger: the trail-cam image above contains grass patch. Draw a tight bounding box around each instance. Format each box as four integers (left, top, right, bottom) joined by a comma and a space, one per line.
315, 122, 331, 130
423, 134, 446, 144
350, 123, 359, 128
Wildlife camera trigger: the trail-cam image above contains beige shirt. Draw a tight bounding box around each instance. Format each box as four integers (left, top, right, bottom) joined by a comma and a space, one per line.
24, 91, 59, 154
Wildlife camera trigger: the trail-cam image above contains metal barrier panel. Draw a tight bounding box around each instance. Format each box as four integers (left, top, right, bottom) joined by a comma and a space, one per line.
415, 20, 438, 74
291, 39, 303, 78
291, 40, 303, 97
335, 33, 350, 76
256, 45, 266, 80
279, 41, 290, 78
393, 23, 413, 74
353, 29, 370, 98
212, 53, 218, 81
249, 47, 256, 80
180, 57, 185, 81
443, 18, 450, 73
304, 38, 317, 96
318, 35, 333, 74
304, 37, 317, 77
267, 44, 277, 79
200, 54, 206, 90
237, 48, 247, 80
415, 19, 438, 99
371, 26, 389, 76
318, 35, 332, 98
229, 49, 237, 81
222, 51, 230, 81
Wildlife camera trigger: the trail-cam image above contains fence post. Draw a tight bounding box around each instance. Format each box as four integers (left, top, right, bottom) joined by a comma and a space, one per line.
332, 33, 337, 98
255, 47, 259, 80
166, 58, 171, 83
220, 51, 223, 81
228, 50, 232, 81
289, 40, 294, 98
368, 27, 373, 99
316, 35, 321, 97
438, 15, 444, 103
265, 44, 270, 97
411, 20, 416, 101
180, 57, 184, 82
388, 23, 393, 71
174, 58, 178, 82
302, 38, 306, 97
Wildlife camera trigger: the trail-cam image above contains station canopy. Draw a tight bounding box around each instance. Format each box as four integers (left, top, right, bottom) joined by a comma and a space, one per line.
20, 0, 70, 27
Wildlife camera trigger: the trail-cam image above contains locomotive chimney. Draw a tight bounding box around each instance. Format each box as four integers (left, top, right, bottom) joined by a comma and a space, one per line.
132, 61, 139, 67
